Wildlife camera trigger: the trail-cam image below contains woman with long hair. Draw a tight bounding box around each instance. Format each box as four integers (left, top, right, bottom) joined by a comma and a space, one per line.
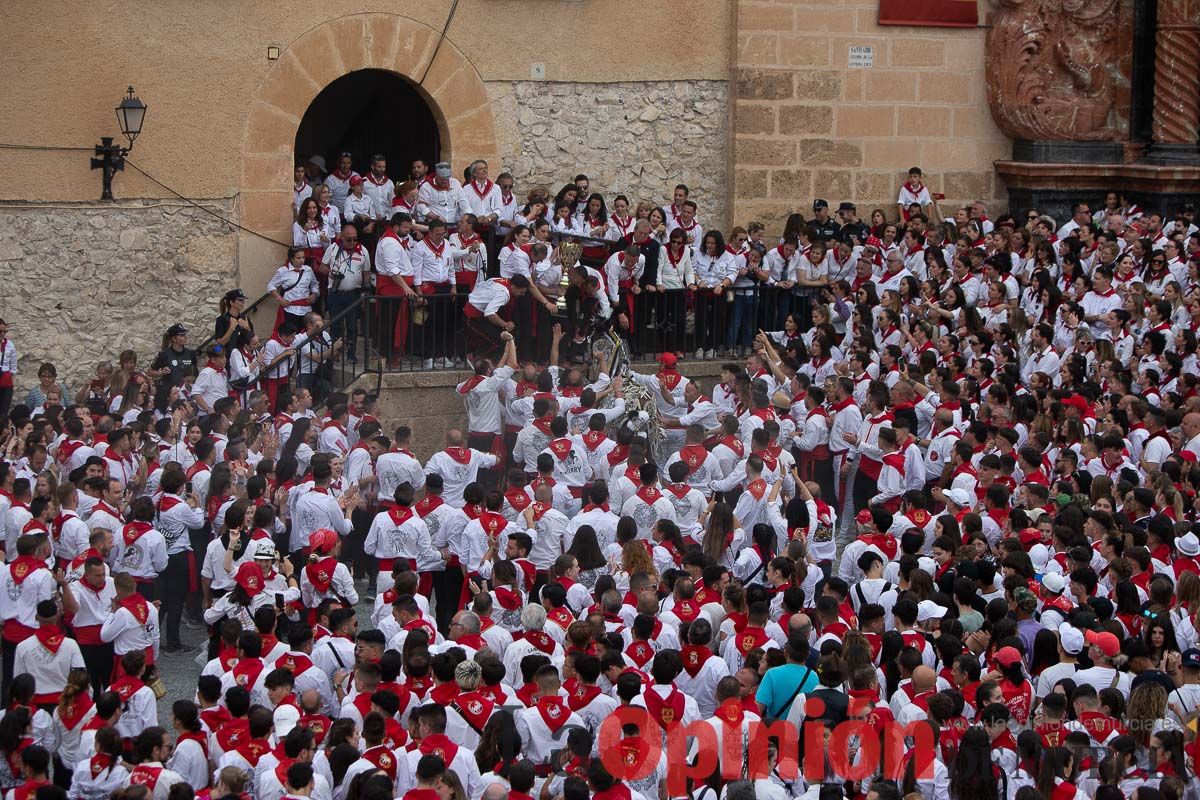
1125, 682, 1174, 752
293, 195, 330, 286
1036, 746, 1086, 800
565, 526, 608, 590
68, 725, 129, 799
474, 709, 521, 779
279, 417, 314, 476
733, 522, 777, 586
692, 230, 733, 359
203, 559, 270, 632
616, 540, 658, 592
700, 501, 741, 571
949, 726, 999, 800
50, 669, 95, 785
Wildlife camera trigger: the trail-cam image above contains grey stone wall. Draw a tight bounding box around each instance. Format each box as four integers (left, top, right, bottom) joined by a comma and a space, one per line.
0, 199, 239, 394
488, 80, 730, 231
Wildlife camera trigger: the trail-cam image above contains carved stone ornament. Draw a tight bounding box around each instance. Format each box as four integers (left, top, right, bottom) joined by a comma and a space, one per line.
985, 0, 1132, 141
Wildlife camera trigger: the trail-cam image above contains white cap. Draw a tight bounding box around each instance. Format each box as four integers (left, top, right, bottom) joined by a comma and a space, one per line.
253, 540, 278, 559
1180, 532, 1200, 557
1029, 543, 1050, 572
1041, 573, 1067, 595
945, 488, 972, 508
1058, 623, 1085, 655
917, 599, 947, 622
307, 154, 326, 171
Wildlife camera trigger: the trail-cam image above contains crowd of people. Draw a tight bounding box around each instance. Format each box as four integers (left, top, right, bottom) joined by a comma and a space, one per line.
0, 157, 1196, 800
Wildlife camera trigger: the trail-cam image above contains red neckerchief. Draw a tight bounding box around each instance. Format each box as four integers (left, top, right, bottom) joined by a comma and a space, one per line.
643, 686, 685, 730
58, 692, 95, 729
110, 675, 145, 703
534, 696, 571, 732
636, 485, 663, 505
679, 643, 711, 677
470, 178, 495, 199
524, 630, 556, 654
417, 733, 459, 766
119, 593, 149, 624
304, 557, 338, 593
658, 369, 682, 391
548, 438, 573, 460
34, 623, 65, 655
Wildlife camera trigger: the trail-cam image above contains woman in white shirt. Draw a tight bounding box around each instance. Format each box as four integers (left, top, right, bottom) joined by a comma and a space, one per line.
607, 195, 636, 241
551, 202, 583, 236
692, 231, 735, 359
659, 229, 695, 356
293, 198, 329, 267
498, 225, 534, 279
313, 184, 342, 241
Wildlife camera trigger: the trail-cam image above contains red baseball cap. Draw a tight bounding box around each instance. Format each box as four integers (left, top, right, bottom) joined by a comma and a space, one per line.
856, 509, 873, 525
309, 528, 339, 556
994, 646, 1023, 668
659, 352, 678, 368
1086, 629, 1120, 658
235, 562, 265, 595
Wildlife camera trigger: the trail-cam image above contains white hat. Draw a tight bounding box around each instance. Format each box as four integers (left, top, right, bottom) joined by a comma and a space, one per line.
307, 154, 326, 171
252, 540, 278, 559
1029, 544, 1050, 572
1041, 573, 1067, 595
1058, 623, 1085, 655
945, 488, 972, 508
1180, 533, 1200, 557
917, 600, 947, 622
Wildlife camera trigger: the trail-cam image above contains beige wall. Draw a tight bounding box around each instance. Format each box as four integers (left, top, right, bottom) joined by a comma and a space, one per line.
0, 0, 730, 203
731, 0, 1010, 232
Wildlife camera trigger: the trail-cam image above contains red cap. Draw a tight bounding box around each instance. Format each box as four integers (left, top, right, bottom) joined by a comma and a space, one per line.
856, 509, 873, 525
659, 352, 678, 368
309, 528, 339, 556
1063, 395, 1090, 415
1085, 629, 1120, 658
994, 646, 1023, 668
349, 175, 364, 187
235, 562, 265, 595
1017, 528, 1042, 550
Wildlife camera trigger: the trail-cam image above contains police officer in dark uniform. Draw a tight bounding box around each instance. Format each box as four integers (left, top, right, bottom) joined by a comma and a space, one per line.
149, 323, 197, 411
837, 202, 870, 246
810, 199, 841, 242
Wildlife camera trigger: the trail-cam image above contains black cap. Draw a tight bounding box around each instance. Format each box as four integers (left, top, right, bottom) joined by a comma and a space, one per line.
838, 202, 856, 212
166, 323, 188, 337
224, 289, 247, 302
812, 199, 828, 211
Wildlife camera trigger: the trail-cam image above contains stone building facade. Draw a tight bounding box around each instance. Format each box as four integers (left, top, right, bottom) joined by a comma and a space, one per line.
0, 0, 1008, 391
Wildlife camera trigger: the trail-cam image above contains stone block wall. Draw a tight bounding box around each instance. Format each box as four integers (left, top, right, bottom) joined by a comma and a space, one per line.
489, 81, 730, 230
0, 200, 239, 393
732, 0, 1011, 233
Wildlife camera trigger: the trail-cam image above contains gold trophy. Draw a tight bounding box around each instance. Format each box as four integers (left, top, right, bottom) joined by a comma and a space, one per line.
556, 240, 583, 314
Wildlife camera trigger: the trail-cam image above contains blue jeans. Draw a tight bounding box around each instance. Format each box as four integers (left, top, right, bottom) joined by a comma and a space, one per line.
727, 292, 756, 349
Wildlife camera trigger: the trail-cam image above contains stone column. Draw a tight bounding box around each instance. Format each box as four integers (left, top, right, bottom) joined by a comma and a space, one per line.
1150, 0, 1200, 158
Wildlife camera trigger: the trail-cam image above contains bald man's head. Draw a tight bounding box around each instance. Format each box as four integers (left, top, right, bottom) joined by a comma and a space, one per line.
912, 665, 936, 692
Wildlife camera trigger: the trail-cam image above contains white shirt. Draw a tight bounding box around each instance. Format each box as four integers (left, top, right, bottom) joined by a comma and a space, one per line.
418, 178, 471, 223
322, 241, 370, 292
192, 366, 229, 412
457, 366, 515, 436
362, 173, 396, 218
289, 487, 352, 552
425, 448, 499, 507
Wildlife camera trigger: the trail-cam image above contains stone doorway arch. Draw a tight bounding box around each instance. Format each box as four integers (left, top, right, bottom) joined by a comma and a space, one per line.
237, 12, 500, 293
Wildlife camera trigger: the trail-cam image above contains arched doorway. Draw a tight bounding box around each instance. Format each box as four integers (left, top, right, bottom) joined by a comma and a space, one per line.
295, 69, 441, 180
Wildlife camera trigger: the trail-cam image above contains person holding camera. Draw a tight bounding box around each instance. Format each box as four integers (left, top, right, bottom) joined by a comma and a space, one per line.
321, 223, 369, 363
